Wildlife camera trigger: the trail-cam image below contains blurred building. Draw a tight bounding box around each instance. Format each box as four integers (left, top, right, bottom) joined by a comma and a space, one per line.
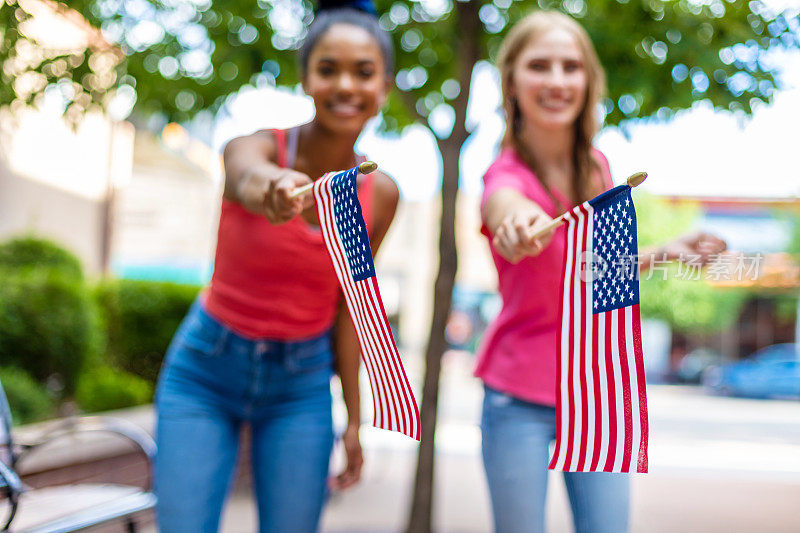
374, 193, 497, 353
0, 108, 219, 281
0, 110, 133, 273
663, 195, 800, 374
112, 124, 220, 284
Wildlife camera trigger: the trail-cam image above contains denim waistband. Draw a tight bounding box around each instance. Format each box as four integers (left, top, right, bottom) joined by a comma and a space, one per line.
190, 299, 332, 359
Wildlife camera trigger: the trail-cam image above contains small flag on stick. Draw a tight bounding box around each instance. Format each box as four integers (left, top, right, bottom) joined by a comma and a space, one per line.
549, 184, 649, 473
313, 166, 421, 440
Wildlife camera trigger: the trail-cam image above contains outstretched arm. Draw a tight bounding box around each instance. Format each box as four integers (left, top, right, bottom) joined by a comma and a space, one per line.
482, 187, 558, 263
639, 232, 727, 272
222, 130, 313, 223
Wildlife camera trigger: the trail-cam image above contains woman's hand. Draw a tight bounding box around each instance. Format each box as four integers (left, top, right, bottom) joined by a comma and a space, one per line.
661, 232, 727, 265
330, 424, 363, 491
236, 165, 314, 224
492, 209, 558, 263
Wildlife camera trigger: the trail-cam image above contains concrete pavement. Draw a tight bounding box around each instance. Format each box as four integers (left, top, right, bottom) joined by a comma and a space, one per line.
212, 351, 800, 532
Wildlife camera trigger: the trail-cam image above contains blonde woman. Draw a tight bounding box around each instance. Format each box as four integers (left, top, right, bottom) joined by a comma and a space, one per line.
477, 11, 725, 532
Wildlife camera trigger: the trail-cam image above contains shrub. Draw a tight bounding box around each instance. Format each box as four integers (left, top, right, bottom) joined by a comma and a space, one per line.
94, 279, 200, 384
0, 269, 102, 393
0, 236, 83, 281
0, 367, 54, 426
75, 367, 153, 413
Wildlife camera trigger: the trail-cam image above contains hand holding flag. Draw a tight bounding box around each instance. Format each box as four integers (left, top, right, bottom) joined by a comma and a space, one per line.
492, 209, 558, 263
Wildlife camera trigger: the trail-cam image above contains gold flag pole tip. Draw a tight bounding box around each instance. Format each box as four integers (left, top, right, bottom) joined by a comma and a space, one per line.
358, 161, 378, 174
289, 161, 379, 199
627, 171, 648, 187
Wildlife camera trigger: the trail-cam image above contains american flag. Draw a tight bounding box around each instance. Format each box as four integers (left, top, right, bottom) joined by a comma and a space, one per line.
313, 166, 421, 440
549, 184, 649, 473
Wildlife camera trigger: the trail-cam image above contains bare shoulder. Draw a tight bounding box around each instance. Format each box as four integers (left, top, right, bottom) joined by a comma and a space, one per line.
371, 170, 400, 226
366, 170, 400, 250
223, 129, 278, 163
372, 170, 399, 206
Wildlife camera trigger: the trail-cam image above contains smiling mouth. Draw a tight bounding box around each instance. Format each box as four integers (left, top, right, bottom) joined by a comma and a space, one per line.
327, 103, 363, 116
538, 98, 573, 111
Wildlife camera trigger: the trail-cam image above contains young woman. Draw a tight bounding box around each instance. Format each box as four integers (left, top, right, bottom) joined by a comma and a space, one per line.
478, 11, 726, 533
154, 2, 398, 532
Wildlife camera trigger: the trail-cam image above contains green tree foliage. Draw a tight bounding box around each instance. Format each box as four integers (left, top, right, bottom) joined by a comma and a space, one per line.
774, 210, 800, 322
786, 209, 800, 255
0, 0, 796, 125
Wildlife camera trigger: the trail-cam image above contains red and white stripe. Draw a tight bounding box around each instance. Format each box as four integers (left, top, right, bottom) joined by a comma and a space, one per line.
549, 202, 649, 472
314, 173, 421, 440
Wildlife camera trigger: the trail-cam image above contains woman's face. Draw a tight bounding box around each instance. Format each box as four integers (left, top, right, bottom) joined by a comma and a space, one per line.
510, 28, 588, 132
303, 24, 390, 136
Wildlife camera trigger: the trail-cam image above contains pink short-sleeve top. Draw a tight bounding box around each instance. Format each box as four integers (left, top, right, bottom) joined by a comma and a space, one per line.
475, 147, 613, 406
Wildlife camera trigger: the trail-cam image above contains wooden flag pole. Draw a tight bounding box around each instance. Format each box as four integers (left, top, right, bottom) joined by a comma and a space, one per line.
529, 171, 648, 240
288, 161, 378, 200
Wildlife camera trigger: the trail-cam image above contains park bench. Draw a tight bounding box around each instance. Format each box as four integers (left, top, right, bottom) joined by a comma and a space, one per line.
0, 380, 156, 532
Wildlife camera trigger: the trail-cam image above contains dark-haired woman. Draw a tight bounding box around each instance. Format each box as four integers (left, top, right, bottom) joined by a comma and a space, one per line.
153, 2, 399, 531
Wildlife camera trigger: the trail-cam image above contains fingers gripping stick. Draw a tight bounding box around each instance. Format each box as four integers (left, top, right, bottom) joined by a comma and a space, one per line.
289, 161, 379, 200
529, 172, 648, 240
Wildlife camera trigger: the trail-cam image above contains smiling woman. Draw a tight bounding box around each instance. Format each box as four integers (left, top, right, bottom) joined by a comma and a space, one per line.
301, 23, 391, 134
476, 10, 726, 533
152, 1, 401, 532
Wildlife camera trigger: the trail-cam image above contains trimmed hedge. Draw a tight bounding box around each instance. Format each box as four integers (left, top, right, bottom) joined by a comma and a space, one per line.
0, 367, 54, 425
94, 279, 200, 384
76, 367, 154, 413
0, 236, 201, 417
0, 268, 101, 394
0, 237, 83, 281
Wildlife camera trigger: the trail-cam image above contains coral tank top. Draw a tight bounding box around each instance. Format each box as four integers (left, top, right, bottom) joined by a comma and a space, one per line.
204, 128, 373, 340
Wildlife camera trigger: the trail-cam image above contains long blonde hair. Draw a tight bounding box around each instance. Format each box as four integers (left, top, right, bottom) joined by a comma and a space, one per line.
497, 11, 606, 207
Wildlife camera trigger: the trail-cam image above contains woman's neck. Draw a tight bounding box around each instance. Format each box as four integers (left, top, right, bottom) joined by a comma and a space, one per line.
296, 122, 360, 176
517, 122, 575, 175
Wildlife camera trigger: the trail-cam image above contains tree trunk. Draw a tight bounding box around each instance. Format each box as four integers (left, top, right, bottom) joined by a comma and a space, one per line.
405, 1, 481, 531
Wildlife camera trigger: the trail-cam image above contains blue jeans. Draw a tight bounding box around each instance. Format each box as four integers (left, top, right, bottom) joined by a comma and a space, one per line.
481, 386, 629, 533
155, 300, 334, 533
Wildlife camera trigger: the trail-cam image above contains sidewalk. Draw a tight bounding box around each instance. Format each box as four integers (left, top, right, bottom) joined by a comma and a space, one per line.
214, 352, 800, 532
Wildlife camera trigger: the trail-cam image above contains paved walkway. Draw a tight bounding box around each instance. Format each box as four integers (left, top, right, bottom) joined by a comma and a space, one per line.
211, 351, 800, 532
